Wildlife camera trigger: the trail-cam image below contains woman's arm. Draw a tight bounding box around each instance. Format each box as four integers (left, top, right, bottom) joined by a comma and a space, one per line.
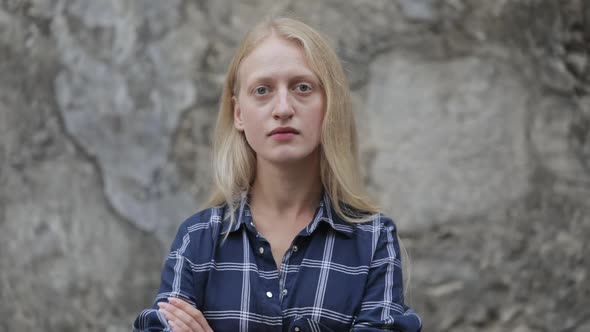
157, 298, 213, 332
350, 218, 422, 332
133, 223, 200, 332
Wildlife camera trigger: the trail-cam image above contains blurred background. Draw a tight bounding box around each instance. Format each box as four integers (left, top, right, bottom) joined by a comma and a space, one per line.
1, 0, 589, 331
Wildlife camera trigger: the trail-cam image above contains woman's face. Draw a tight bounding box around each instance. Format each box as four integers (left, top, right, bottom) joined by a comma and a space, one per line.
233, 35, 325, 166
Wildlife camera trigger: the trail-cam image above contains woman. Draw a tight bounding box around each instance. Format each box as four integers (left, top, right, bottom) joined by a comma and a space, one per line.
133, 17, 422, 332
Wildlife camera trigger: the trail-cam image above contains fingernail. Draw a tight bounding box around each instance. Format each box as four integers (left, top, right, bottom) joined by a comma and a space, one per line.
157, 302, 167, 308
167, 297, 177, 304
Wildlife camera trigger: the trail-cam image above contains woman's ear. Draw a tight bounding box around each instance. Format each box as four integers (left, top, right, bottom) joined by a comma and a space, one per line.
233, 96, 245, 131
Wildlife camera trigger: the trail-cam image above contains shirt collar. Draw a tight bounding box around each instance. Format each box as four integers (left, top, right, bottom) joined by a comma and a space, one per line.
222, 190, 355, 238
305, 191, 354, 237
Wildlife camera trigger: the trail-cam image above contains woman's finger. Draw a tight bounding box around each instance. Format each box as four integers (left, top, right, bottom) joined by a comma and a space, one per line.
168, 297, 214, 332
168, 316, 195, 332
158, 302, 205, 332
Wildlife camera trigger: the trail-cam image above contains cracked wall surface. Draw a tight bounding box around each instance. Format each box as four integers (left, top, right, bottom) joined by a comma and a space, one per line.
1, 0, 589, 331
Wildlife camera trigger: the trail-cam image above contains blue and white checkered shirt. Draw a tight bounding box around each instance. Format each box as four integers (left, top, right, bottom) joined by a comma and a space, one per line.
133, 192, 422, 332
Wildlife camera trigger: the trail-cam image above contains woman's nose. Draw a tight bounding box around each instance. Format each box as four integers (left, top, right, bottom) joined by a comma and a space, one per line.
272, 88, 294, 119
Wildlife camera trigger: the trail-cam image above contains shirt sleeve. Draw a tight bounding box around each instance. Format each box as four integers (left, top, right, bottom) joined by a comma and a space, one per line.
133, 223, 198, 332
351, 217, 422, 332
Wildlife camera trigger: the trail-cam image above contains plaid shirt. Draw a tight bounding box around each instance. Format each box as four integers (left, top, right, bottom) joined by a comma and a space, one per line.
133, 192, 422, 332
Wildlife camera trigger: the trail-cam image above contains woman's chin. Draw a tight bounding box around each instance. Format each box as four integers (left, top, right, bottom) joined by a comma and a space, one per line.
260, 151, 318, 166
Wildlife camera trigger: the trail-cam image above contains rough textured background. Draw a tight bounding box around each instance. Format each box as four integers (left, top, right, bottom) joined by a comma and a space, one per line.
1, 0, 589, 331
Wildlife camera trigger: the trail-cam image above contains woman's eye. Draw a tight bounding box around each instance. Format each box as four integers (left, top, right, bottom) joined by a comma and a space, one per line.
296, 84, 312, 92
255, 86, 268, 95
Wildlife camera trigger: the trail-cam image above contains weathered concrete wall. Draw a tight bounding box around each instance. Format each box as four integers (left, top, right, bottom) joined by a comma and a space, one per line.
1, 0, 589, 331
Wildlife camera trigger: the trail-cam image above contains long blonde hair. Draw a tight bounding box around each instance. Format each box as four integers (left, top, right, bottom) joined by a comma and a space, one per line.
206, 16, 379, 226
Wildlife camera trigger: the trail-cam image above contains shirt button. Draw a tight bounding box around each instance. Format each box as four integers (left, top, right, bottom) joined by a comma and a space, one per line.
266, 291, 273, 298
294, 327, 300, 332
292, 245, 298, 252
282, 289, 288, 296
258, 247, 264, 255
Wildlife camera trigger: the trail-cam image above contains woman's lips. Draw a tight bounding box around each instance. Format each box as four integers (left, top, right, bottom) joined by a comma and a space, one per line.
270, 132, 297, 140
269, 126, 299, 141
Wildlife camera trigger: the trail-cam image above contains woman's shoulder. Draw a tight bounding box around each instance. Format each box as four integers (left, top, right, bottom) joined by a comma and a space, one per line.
176, 205, 227, 237
349, 213, 398, 234
375, 213, 398, 230
334, 202, 397, 230
169, 206, 228, 261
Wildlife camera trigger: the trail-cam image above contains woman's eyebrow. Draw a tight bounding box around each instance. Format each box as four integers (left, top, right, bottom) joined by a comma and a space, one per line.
246, 73, 319, 87
289, 74, 319, 83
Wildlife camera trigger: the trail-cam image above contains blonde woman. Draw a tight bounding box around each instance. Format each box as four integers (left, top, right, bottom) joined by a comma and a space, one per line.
133, 17, 422, 332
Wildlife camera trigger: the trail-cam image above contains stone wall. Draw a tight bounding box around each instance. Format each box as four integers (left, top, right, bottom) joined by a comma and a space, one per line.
1, 0, 589, 331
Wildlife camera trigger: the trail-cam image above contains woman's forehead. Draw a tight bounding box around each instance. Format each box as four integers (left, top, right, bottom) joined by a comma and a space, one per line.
237, 36, 317, 84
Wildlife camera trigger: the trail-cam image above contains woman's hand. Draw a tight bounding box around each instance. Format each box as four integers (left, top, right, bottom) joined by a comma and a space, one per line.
157, 297, 213, 332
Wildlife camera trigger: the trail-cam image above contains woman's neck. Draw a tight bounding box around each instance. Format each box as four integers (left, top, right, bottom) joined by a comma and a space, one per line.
250, 154, 323, 219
